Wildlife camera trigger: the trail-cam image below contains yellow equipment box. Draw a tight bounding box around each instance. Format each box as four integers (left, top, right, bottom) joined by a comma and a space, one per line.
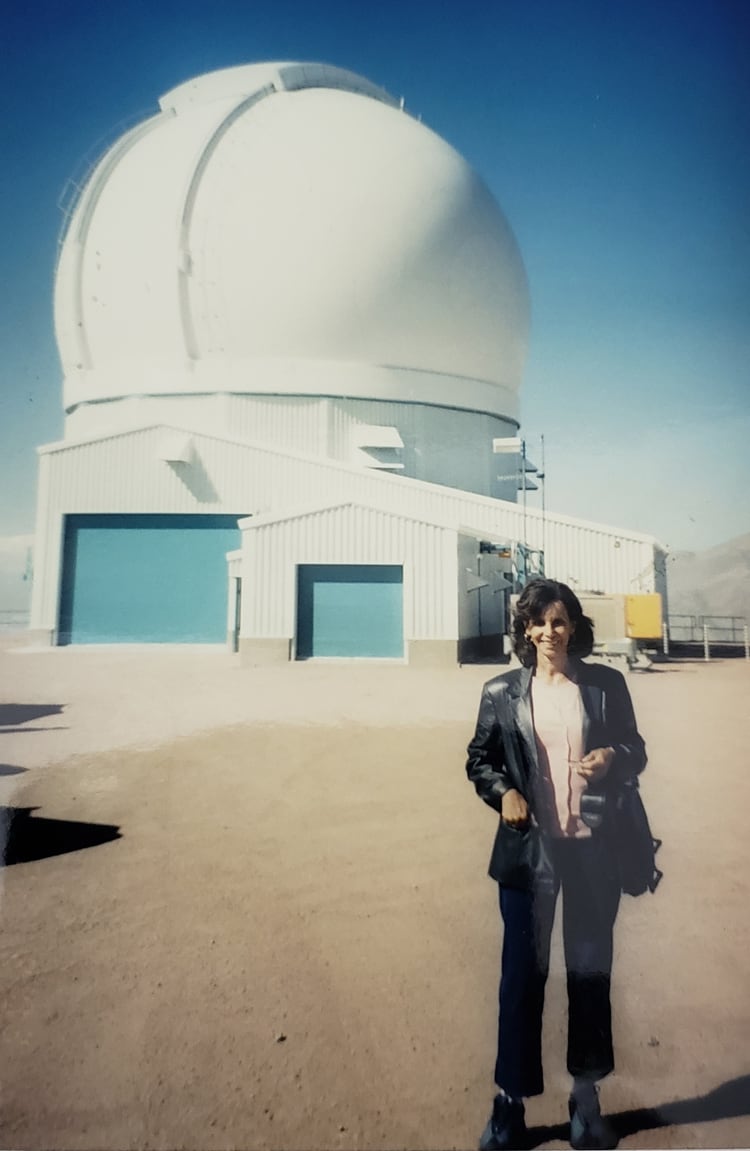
625, 594, 663, 639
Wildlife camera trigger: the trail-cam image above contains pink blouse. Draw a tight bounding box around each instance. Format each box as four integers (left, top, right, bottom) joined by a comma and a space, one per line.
531, 677, 591, 839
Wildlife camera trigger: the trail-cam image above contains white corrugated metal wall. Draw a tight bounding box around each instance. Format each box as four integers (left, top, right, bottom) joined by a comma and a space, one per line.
238, 503, 458, 644
31, 424, 663, 636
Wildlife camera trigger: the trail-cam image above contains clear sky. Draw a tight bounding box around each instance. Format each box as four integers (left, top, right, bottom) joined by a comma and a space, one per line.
1, 0, 748, 553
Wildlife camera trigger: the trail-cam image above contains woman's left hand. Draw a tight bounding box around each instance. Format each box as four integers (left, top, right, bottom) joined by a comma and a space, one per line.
576, 746, 615, 783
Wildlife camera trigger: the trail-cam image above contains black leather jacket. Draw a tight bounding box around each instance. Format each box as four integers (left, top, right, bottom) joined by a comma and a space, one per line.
466, 659, 647, 888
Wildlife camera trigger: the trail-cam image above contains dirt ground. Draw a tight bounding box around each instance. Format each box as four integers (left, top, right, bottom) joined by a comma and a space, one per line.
0, 640, 749, 1150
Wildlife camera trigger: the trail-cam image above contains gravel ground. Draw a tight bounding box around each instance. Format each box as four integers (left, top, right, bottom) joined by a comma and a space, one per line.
1, 636, 749, 1150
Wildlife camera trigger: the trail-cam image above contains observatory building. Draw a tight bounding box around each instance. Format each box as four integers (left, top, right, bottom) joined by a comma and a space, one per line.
30, 62, 666, 662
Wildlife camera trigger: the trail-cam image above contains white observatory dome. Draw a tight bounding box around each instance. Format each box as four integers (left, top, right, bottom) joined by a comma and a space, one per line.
55, 62, 529, 434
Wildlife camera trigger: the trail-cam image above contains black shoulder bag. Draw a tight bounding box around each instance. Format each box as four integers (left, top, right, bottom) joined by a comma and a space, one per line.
611, 778, 663, 896
581, 779, 662, 896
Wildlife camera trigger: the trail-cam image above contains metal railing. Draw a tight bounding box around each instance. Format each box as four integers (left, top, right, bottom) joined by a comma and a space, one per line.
666, 614, 749, 660
668, 614, 747, 643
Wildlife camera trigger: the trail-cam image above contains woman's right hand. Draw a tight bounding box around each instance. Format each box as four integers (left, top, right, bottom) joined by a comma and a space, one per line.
501, 788, 529, 827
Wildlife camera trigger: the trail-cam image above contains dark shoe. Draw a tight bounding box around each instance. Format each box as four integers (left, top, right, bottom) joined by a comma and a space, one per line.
568, 1084, 618, 1150
479, 1092, 527, 1151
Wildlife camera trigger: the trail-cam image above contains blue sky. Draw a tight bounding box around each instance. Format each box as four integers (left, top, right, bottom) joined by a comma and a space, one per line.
1, 0, 748, 554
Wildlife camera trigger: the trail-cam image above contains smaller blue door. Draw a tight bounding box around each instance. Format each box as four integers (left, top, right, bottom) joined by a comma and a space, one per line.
296, 564, 403, 658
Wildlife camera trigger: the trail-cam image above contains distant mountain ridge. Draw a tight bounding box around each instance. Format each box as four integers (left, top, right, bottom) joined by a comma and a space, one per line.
666, 533, 750, 622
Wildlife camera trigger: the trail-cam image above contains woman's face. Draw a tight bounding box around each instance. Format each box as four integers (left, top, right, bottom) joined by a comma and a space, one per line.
525, 600, 576, 658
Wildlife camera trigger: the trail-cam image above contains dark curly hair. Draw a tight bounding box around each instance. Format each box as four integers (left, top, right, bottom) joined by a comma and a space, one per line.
512, 578, 594, 667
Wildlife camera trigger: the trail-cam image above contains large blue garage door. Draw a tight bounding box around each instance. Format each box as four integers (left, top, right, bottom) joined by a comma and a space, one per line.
59, 514, 241, 644
296, 564, 403, 659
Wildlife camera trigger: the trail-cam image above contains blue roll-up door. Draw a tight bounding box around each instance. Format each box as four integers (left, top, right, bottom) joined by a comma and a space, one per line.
58, 514, 241, 644
296, 564, 403, 658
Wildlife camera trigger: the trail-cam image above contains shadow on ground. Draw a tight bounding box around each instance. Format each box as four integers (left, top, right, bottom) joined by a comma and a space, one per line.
0, 703, 68, 735
0, 806, 121, 866
526, 1073, 750, 1148
0, 703, 65, 727
0, 765, 27, 776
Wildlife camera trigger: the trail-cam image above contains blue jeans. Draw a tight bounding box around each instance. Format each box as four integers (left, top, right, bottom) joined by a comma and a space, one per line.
495, 837, 621, 1098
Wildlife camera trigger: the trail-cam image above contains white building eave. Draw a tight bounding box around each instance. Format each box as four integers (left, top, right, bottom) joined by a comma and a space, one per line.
238, 499, 461, 533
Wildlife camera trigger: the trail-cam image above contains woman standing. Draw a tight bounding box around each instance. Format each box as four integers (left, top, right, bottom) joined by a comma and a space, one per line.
466, 579, 646, 1151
